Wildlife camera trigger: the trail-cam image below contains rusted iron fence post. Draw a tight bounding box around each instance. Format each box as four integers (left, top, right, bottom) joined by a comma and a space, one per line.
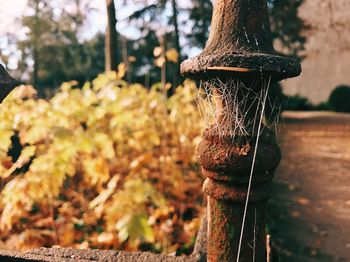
181, 0, 301, 261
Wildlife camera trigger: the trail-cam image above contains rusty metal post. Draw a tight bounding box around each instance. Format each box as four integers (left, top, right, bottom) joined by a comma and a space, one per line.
181, 0, 301, 261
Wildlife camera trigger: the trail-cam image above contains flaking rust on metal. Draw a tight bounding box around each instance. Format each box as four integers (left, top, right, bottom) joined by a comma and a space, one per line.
180, 0, 301, 261
197, 129, 281, 181
180, 0, 301, 82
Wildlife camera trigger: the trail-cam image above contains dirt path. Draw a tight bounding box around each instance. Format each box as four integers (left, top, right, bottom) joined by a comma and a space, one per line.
267, 111, 350, 262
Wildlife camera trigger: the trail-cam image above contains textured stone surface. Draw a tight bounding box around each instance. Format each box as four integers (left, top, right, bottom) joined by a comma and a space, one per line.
0, 217, 208, 262
0, 246, 203, 262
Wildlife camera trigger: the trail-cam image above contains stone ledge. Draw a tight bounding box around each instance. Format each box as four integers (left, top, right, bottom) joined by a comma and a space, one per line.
0, 216, 207, 262
0, 248, 200, 262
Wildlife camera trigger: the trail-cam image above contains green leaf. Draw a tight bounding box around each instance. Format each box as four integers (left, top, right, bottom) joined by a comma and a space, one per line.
116, 213, 154, 244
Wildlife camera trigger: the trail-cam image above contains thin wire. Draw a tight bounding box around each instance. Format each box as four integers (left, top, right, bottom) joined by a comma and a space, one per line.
253, 209, 257, 262
236, 76, 271, 262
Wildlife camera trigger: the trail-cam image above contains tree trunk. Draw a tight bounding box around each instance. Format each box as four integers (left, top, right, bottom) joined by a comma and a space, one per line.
33, 1, 40, 87
33, 48, 39, 87
198, 0, 208, 49
121, 36, 131, 82
159, 35, 167, 94
105, 0, 118, 72
171, 0, 181, 91
171, 0, 181, 59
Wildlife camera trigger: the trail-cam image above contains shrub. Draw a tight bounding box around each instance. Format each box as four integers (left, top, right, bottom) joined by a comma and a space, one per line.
282, 94, 313, 111
329, 85, 350, 113
313, 102, 332, 111
0, 73, 204, 252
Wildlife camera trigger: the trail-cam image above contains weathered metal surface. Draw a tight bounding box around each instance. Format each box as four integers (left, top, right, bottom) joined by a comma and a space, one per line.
198, 124, 280, 261
207, 198, 267, 262
181, 0, 301, 261
180, 0, 301, 81
197, 128, 281, 183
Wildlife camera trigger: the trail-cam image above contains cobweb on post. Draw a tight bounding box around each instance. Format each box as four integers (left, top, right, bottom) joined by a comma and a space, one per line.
194, 77, 277, 143
194, 75, 283, 260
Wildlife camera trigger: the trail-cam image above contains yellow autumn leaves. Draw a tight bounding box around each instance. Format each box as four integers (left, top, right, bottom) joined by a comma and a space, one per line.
154, 47, 179, 67
0, 73, 204, 253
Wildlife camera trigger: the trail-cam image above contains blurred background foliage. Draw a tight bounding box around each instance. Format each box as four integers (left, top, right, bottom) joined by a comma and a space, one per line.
0, 0, 305, 96
0, 73, 203, 253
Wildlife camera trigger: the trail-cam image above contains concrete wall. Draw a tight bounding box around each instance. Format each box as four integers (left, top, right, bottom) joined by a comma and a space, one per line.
282, 0, 350, 104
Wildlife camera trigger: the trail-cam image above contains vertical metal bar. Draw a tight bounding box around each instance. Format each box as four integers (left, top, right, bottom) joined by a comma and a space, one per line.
180, 0, 301, 261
